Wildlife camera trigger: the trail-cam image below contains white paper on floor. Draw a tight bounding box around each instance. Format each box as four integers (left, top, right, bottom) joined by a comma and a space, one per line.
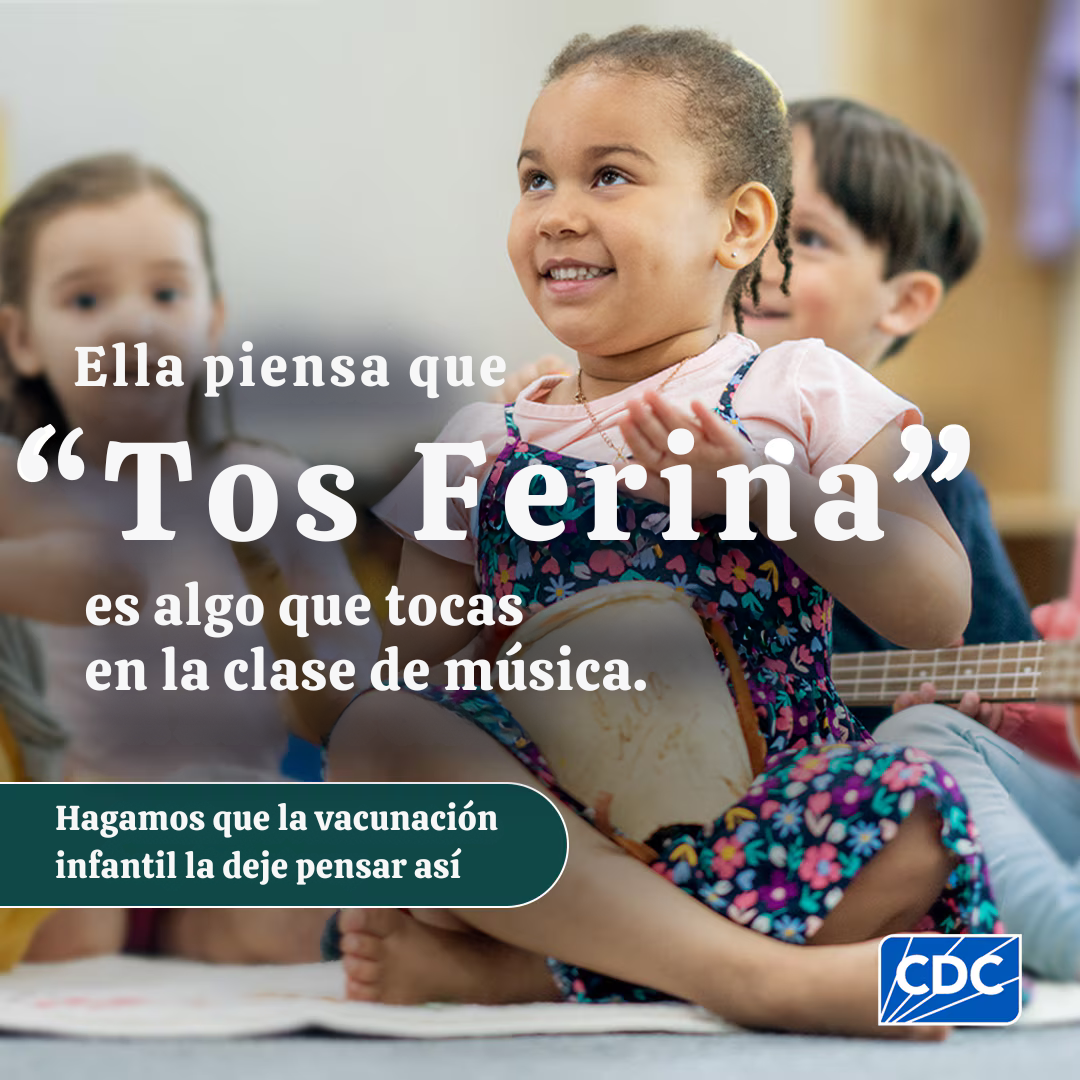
0, 956, 1075, 1038
0, 957, 731, 1038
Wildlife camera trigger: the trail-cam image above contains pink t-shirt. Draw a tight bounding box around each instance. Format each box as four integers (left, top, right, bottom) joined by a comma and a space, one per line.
377, 334, 920, 564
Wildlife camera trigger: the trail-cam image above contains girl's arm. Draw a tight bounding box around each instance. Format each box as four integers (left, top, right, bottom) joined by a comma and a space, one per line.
0, 447, 141, 624
757, 424, 969, 649
223, 442, 486, 744
622, 393, 969, 649
382, 540, 483, 663
0, 532, 139, 625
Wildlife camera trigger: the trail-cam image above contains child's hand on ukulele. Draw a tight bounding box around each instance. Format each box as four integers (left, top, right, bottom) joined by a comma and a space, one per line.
892, 680, 1007, 730
619, 391, 760, 518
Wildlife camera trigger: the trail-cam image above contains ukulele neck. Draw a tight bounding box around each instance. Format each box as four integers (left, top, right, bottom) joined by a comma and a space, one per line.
830, 640, 1080, 706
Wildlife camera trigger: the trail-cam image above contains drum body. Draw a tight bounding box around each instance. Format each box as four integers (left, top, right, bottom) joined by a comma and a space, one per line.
496, 581, 754, 841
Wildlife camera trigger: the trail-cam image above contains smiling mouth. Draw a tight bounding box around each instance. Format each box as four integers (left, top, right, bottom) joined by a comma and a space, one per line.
744, 307, 789, 319
543, 266, 614, 281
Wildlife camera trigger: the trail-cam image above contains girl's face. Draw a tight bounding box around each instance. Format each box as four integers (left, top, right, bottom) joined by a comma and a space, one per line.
508, 70, 734, 369
3, 188, 222, 443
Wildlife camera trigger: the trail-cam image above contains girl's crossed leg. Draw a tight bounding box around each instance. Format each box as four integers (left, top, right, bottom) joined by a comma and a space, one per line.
326, 692, 955, 1039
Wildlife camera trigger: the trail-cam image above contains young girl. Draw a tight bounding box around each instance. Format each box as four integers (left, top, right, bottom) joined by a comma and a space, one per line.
0, 153, 379, 963
323, 27, 1002, 1037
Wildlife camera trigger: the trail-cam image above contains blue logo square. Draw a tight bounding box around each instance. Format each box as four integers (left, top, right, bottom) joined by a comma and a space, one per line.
878, 934, 1022, 1026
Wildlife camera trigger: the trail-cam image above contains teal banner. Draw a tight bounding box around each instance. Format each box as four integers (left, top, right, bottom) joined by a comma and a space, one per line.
0, 782, 567, 907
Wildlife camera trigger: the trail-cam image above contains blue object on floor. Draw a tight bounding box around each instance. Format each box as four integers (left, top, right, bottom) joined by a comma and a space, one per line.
281, 734, 323, 781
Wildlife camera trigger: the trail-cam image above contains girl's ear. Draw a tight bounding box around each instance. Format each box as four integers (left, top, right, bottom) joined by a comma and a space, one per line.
876, 271, 944, 339
0, 306, 43, 378
716, 182, 777, 270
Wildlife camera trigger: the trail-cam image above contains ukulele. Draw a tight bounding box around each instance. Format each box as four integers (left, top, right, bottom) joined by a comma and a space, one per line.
830, 640, 1080, 707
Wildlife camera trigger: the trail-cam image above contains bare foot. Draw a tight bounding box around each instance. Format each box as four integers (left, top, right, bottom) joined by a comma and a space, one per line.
708, 937, 948, 1041
23, 908, 127, 963
339, 908, 558, 1004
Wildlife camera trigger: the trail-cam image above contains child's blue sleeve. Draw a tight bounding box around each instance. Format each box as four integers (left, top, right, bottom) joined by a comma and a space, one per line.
922, 439, 1037, 647
832, 439, 1036, 731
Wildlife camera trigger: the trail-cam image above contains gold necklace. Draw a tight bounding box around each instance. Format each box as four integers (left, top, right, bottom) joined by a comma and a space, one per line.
574, 354, 693, 463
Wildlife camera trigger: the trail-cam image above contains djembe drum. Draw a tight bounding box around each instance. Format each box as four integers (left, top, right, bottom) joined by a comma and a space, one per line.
496, 581, 766, 843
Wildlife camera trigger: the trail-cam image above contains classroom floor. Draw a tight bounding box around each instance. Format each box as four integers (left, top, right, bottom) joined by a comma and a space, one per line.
4, 1027, 1080, 1080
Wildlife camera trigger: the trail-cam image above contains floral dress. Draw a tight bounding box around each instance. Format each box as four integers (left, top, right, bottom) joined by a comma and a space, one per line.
413, 356, 1002, 1001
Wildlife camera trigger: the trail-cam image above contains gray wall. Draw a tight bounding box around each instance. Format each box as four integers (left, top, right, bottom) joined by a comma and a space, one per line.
0, 0, 840, 473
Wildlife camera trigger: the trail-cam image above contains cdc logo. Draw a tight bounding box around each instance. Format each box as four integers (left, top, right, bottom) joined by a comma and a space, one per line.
879, 934, 1022, 1026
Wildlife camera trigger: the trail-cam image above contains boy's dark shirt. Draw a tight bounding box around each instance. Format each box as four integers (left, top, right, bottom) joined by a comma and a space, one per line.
832, 439, 1037, 730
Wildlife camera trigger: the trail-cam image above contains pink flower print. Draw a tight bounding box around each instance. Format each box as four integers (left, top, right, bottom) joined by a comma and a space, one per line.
540, 557, 560, 575
666, 555, 687, 574
711, 835, 747, 879
493, 553, 516, 599
733, 889, 758, 911
589, 549, 626, 577
790, 751, 832, 782
882, 759, 928, 792
811, 602, 830, 633
718, 550, 755, 594
777, 596, 793, 617
775, 705, 795, 735
487, 460, 510, 493
798, 843, 842, 890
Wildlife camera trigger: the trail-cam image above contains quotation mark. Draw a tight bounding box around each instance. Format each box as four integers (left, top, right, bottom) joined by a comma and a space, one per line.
16, 425, 85, 482
893, 424, 969, 483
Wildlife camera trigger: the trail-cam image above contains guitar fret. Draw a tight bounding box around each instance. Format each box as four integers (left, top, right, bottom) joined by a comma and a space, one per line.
829, 638, 1079, 705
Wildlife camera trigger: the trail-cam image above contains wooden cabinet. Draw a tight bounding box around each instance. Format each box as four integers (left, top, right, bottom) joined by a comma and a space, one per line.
839, 0, 1077, 604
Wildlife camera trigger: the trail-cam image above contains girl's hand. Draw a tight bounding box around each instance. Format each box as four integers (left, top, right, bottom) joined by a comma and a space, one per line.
619, 391, 760, 518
